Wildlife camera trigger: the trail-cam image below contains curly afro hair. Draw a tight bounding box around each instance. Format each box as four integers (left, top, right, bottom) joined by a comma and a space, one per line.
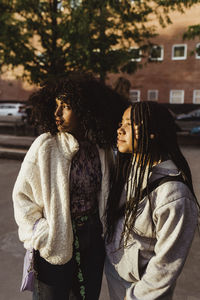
29, 72, 129, 148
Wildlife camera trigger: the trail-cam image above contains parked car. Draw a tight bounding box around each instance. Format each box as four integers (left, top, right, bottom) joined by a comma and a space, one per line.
176, 108, 200, 121
0, 102, 27, 124
190, 126, 200, 135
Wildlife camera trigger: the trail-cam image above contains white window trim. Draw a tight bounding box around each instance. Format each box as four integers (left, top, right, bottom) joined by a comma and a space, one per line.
129, 89, 140, 102
92, 48, 100, 53
170, 90, 184, 104
149, 45, 164, 61
193, 90, 200, 104
147, 90, 158, 101
195, 43, 200, 59
129, 47, 142, 62
172, 44, 187, 60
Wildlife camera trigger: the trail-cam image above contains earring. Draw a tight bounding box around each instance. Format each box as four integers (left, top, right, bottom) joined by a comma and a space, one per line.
150, 134, 155, 139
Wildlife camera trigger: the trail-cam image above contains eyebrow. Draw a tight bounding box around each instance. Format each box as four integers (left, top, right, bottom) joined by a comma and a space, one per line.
122, 117, 131, 121
56, 99, 65, 105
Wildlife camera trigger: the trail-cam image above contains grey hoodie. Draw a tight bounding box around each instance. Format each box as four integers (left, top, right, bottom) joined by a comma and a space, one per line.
106, 160, 198, 300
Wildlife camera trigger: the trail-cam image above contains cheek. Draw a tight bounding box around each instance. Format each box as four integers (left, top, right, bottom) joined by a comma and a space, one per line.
128, 135, 133, 152
63, 111, 73, 123
127, 128, 133, 148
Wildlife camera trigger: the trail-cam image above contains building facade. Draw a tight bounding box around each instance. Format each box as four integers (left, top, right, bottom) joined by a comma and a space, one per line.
107, 4, 200, 105
1, 4, 200, 105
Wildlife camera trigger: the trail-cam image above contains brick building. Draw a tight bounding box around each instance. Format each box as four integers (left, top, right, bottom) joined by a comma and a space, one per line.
0, 4, 200, 107
0, 66, 37, 103
107, 4, 200, 107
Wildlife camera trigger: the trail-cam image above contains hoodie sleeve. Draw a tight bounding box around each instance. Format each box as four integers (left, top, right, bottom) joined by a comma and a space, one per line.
12, 159, 49, 251
126, 195, 198, 300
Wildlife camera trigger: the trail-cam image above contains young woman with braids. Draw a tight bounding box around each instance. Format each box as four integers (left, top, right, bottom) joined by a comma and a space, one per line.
12, 73, 127, 300
105, 101, 199, 300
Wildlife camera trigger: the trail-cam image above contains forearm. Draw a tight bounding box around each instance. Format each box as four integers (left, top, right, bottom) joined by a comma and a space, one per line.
12, 161, 44, 247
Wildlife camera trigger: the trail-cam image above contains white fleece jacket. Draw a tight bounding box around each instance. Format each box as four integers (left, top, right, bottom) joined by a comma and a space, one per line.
13, 132, 112, 265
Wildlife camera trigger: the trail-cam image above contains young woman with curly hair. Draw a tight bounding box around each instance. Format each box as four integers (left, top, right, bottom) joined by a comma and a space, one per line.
105, 101, 199, 300
12, 73, 128, 300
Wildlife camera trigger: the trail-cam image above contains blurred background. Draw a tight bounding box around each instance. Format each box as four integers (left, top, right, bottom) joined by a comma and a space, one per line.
0, 1, 200, 299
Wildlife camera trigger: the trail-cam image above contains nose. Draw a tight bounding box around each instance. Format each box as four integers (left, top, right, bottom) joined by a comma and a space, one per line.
117, 125, 125, 135
55, 105, 62, 117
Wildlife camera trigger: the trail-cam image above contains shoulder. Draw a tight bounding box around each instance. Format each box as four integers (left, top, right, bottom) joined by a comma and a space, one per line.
150, 160, 195, 207
152, 180, 196, 210
32, 132, 54, 147
24, 132, 56, 164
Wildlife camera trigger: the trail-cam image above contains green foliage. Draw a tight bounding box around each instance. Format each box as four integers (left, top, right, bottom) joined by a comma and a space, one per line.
183, 24, 200, 40
182, 0, 200, 57
0, 0, 198, 84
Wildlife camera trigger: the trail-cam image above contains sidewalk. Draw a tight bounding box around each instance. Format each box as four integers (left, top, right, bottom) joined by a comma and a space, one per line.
0, 134, 35, 149
0, 134, 35, 160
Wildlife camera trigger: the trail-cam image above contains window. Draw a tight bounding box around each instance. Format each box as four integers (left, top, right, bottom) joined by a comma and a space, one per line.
36, 52, 46, 66
170, 90, 184, 104
196, 43, 200, 59
193, 90, 200, 104
92, 48, 100, 53
129, 48, 142, 62
172, 44, 187, 60
70, 0, 81, 8
149, 46, 164, 61
129, 90, 140, 102
147, 90, 158, 101
57, 0, 62, 10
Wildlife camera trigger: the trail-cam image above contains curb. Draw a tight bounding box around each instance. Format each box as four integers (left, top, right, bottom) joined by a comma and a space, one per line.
0, 150, 26, 160
177, 133, 200, 146
0, 143, 30, 150
0, 146, 27, 160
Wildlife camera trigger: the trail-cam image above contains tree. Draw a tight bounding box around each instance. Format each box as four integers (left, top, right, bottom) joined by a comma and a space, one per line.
183, 17, 200, 57
0, 0, 198, 84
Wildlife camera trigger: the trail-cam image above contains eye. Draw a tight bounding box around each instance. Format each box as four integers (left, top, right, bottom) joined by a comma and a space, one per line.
63, 104, 71, 109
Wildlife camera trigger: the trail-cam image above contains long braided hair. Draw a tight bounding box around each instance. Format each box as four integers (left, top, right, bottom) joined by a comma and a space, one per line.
106, 101, 196, 244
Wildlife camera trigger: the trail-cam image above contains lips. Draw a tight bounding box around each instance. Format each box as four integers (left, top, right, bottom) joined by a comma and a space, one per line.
55, 119, 63, 126
117, 138, 125, 143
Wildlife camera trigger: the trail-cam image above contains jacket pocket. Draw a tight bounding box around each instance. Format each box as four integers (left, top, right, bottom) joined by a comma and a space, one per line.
129, 247, 141, 282
116, 245, 141, 283
31, 218, 49, 253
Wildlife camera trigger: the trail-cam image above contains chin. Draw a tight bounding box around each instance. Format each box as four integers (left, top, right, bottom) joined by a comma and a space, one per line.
117, 146, 126, 153
118, 146, 132, 153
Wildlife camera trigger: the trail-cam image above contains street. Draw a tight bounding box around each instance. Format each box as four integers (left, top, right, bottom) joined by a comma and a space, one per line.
0, 145, 200, 300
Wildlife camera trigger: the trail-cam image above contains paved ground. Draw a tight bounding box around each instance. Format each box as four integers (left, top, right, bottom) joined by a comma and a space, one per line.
0, 138, 200, 299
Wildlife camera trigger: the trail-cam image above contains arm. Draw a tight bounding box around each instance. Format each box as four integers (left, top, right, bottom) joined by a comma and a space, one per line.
13, 160, 49, 251
126, 197, 198, 300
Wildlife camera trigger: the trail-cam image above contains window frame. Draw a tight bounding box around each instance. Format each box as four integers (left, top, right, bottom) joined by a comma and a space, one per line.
170, 90, 184, 104
193, 90, 200, 104
172, 44, 187, 60
149, 45, 164, 61
147, 90, 158, 101
129, 47, 142, 62
129, 89, 140, 102
195, 43, 200, 59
